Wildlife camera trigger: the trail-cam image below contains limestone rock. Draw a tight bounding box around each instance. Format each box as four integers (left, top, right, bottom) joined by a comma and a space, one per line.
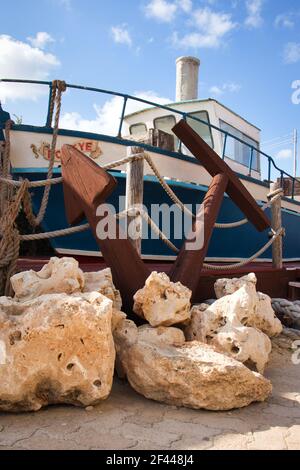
114, 320, 272, 411
0, 292, 115, 412
11, 257, 84, 302
112, 309, 127, 332
133, 272, 192, 327
214, 273, 282, 337
83, 268, 122, 310
184, 283, 273, 374
214, 273, 257, 299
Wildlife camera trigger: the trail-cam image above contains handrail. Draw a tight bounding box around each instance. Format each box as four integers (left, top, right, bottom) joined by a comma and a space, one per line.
0, 77, 297, 199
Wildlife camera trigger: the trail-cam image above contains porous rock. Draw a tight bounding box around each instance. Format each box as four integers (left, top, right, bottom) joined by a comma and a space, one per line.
133, 271, 191, 327
0, 292, 115, 412
83, 268, 122, 310
214, 273, 282, 337
114, 320, 272, 411
11, 257, 123, 319
11, 257, 84, 302
184, 282, 273, 374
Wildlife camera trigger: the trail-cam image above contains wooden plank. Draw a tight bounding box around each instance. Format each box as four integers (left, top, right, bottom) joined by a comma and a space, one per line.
172, 120, 271, 232
125, 147, 145, 254
61, 145, 150, 313
269, 182, 283, 269
169, 173, 229, 296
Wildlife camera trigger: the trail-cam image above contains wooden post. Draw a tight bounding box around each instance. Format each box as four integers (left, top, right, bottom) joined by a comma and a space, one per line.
268, 182, 283, 269
125, 146, 145, 255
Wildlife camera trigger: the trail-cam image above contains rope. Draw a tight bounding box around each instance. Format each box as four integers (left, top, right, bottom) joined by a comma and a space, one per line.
34, 80, 66, 226
103, 154, 194, 218
0, 120, 14, 215
0, 116, 285, 277
271, 298, 300, 329
20, 223, 90, 241
0, 180, 29, 295
0, 176, 63, 188
202, 228, 284, 270
48, 80, 58, 128
214, 190, 283, 229
117, 207, 179, 253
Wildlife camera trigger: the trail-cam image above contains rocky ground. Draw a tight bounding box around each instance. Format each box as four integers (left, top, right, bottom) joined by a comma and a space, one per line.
0, 340, 299, 451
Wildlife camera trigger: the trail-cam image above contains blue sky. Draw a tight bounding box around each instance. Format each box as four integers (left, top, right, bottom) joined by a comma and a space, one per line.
1, 0, 300, 175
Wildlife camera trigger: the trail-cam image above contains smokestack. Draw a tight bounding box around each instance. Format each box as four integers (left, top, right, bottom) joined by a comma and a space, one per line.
176, 56, 200, 102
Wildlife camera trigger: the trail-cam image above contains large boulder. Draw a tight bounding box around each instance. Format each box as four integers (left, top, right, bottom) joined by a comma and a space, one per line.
114, 320, 272, 411
11, 257, 84, 302
214, 273, 282, 337
185, 283, 272, 374
0, 292, 115, 412
133, 272, 191, 327
10, 258, 124, 325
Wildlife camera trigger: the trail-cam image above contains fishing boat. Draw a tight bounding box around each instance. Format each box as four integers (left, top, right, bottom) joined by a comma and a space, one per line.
1, 56, 300, 263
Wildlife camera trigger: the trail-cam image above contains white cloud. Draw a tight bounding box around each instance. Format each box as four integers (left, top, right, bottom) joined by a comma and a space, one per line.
275, 13, 295, 29
276, 149, 293, 160
284, 42, 300, 64
145, 0, 178, 23
245, 0, 264, 29
111, 25, 132, 47
178, 0, 192, 13
209, 82, 241, 96
172, 8, 236, 49
144, 0, 191, 23
60, 91, 171, 136
0, 35, 60, 103
209, 85, 223, 96
27, 32, 55, 49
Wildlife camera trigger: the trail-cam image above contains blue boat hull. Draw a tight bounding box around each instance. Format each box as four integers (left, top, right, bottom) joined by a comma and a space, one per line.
15, 170, 300, 261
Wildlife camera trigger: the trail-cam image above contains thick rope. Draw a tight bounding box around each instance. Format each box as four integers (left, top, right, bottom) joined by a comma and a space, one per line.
117, 207, 179, 253
202, 228, 284, 270
0, 176, 63, 188
271, 298, 300, 329
0, 180, 29, 295
34, 80, 66, 226
48, 80, 58, 128
0, 128, 286, 275
20, 223, 90, 241
0, 120, 14, 215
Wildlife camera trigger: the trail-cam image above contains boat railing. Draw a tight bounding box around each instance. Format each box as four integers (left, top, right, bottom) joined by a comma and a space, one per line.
0, 78, 297, 200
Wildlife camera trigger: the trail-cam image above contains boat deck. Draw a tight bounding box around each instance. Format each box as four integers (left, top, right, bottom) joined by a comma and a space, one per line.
16, 257, 300, 302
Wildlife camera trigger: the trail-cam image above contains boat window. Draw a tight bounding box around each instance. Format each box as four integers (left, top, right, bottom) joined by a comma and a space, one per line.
186, 111, 214, 148
130, 123, 147, 136
220, 120, 259, 172
154, 115, 176, 135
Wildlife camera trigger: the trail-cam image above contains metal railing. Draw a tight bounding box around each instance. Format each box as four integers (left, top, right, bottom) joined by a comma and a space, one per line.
0, 78, 297, 200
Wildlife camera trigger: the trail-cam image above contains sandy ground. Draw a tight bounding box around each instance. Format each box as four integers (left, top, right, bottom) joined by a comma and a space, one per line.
0, 336, 300, 451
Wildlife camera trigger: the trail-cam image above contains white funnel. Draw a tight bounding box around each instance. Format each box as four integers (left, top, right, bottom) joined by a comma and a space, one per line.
176, 56, 200, 102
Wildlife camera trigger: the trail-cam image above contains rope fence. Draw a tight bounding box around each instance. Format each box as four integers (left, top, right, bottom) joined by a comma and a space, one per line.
0, 88, 285, 294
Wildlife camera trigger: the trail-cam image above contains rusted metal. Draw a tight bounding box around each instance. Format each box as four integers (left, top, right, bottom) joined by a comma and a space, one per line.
61, 144, 149, 313
169, 173, 229, 296
172, 120, 271, 232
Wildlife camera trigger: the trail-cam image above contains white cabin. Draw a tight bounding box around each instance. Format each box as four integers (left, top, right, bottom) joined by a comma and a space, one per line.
124, 57, 261, 181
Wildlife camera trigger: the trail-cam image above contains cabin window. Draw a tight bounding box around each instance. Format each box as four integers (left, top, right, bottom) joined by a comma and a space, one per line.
130, 123, 147, 136
220, 120, 259, 172
154, 115, 176, 135
186, 111, 214, 148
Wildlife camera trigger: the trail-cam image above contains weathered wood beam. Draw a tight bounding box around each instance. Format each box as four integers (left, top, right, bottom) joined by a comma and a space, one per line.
268, 182, 283, 270
125, 147, 145, 255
